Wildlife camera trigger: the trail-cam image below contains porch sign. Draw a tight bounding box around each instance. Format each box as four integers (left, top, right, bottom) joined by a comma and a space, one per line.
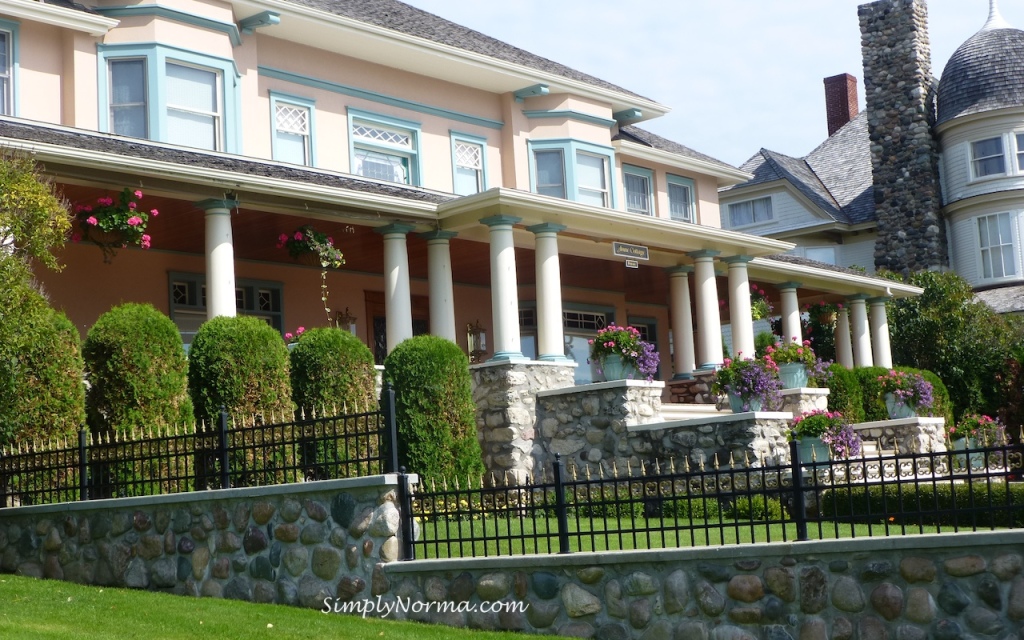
612, 242, 649, 261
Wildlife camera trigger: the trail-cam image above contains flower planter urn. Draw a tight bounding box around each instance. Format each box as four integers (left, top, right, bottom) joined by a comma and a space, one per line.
951, 437, 985, 470
884, 393, 917, 419
727, 392, 762, 413
796, 437, 830, 463
600, 354, 637, 381
778, 363, 808, 389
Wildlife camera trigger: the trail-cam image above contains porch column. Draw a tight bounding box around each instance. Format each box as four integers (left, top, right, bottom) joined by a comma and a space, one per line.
835, 307, 854, 369
688, 250, 723, 369
196, 198, 238, 320
848, 295, 873, 368
375, 223, 415, 354
777, 282, 802, 343
528, 223, 568, 361
420, 230, 458, 343
481, 215, 525, 361
667, 266, 696, 379
723, 255, 755, 360
869, 297, 893, 369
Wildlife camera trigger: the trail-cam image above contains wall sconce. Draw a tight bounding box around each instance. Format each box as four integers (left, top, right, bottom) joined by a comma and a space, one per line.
467, 320, 487, 363
335, 307, 358, 335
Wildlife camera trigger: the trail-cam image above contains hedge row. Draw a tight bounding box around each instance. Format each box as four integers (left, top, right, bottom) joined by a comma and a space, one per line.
819, 481, 1024, 528
826, 364, 953, 425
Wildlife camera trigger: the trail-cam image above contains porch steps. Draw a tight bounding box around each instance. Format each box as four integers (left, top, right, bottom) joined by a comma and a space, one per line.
659, 403, 729, 422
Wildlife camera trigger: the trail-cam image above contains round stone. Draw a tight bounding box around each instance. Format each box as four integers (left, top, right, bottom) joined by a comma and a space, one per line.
831, 576, 866, 612
727, 575, 764, 603
870, 582, 904, 620
532, 572, 560, 600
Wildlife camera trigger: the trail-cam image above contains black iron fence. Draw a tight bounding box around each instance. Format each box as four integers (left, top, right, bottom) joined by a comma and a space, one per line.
400, 439, 1024, 559
0, 386, 397, 508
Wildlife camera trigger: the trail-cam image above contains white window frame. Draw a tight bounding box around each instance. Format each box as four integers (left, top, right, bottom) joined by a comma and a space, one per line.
623, 165, 654, 215
169, 272, 284, 344
165, 61, 223, 151
728, 196, 773, 228
1015, 132, 1024, 174
347, 108, 420, 186
527, 139, 618, 208
667, 174, 696, 223
0, 20, 19, 117
270, 92, 316, 166
970, 136, 1007, 180
450, 131, 488, 196
108, 57, 149, 139
803, 246, 838, 265
575, 151, 610, 207
976, 212, 1018, 281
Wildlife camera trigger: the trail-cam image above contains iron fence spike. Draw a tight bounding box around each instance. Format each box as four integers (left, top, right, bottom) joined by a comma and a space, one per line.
894, 439, 900, 455
670, 457, 676, 474
713, 453, 720, 470
729, 451, 735, 468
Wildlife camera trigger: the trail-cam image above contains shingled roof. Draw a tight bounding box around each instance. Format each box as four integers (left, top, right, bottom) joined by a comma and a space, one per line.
615, 125, 739, 173
937, 27, 1024, 126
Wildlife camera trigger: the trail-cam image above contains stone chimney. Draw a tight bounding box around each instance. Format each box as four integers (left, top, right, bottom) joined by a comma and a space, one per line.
859, 0, 947, 274
824, 73, 859, 136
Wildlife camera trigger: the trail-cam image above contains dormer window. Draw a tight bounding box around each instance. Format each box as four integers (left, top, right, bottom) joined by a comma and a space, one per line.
728, 196, 772, 227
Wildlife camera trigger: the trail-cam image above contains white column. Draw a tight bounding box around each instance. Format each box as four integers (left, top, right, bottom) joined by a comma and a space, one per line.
848, 295, 873, 368
688, 250, 723, 369
777, 282, 802, 344
420, 230, 457, 343
724, 256, 755, 360
835, 307, 854, 369
375, 223, 415, 354
196, 199, 238, 320
667, 266, 696, 379
481, 215, 525, 361
869, 297, 893, 369
528, 223, 568, 361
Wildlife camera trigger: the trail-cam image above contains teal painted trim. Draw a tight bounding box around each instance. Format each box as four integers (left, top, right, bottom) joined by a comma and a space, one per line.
687, 249, 721, 259
269, 91, 317, 167
622, 164, 655, 215
526, 138, 619, 209
449, 130, 489, 196
537, 354, 572, 362
666, 265, 694, 275
564, 301, 616, 322
0, 19, 19, 117
522, 109, 616, 128
672, 373, 695, 380
846, 294, 871, 302
480, 215, 522, 227
347, 107, 421, 186
487, 351, 529, 363
194, 198, 239, 211
526, 223, 567, 234
776, 281, 802, 290
722, 255, 754, 264
238, 11, 280, 35
867, 297, 891, 305
418, 230, 457, 241
513, 84, 548, 101
258, 66, 504, 130
667, 173, 697, 223
613, 108, 643, 123
95, 5, 242, 46
374, 222, 416, 236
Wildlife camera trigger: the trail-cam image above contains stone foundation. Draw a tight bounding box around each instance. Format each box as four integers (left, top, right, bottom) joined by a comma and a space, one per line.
779, 388, 829, 416
853, 417, 947, 454
667, 370, 716, 404
632, 412, 793, 469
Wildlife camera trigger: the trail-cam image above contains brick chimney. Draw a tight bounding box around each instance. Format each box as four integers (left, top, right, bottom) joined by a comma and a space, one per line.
823, 73, 859, 136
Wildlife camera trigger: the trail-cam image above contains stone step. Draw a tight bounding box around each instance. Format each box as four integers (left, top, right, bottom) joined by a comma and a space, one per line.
660, 403, 725, 421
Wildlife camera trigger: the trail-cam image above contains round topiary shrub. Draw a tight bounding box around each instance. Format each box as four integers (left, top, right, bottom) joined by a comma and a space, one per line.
83, 303, 192, 433
383, 335, 483, 481
187, 315, 292, 423
826, 363, 865, 423
290, 327, 377, 415
854, 366, 891, 422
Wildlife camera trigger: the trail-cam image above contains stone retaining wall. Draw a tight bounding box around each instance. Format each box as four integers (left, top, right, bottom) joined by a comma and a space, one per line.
635, 413, 793, 469
385, 532, 1024, 639
667, 372, 716, 405
852, 417, 947, 454
0, 476, 406, 607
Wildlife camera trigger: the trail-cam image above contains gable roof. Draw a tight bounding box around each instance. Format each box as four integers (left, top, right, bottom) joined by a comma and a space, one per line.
615, 125, 739, 174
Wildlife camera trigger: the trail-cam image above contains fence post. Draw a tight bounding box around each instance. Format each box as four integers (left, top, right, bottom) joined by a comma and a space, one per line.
78, 427, 89, 502
382, 381, 399, 473
553, 454, 571, 554
396, 467, 415, 561
790, 440, 808, 541
218, 406, 231, 489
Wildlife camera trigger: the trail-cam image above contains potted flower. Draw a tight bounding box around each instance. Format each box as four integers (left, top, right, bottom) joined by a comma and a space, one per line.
876, 370, 934, 419
791, 409, 862, 461
587, 324, 659, 381
278, 225, 345, 268
750, 283, 773, 321
73, 188, 158, 261
950, 413, 1003, 470
764, 337, 816, 389
711, 356, 782, 413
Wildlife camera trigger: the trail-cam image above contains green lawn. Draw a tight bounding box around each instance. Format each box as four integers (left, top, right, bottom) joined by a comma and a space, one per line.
0, 575, 559, 640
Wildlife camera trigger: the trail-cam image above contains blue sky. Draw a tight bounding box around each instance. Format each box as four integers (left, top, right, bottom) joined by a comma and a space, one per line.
403, 0, 1024, 167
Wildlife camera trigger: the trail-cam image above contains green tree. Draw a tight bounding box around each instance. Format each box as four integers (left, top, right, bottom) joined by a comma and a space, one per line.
0, 152, 73, 270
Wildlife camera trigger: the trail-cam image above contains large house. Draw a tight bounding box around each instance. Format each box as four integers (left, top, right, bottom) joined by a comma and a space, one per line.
2, 0, 919, 394
720, 0, 1024, 315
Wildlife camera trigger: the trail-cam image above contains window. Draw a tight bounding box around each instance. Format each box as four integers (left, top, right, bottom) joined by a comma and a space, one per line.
804, 246, 837, 265
971, 137, 1006, 178
169, 273, 283, 343
0, 29, 10, 116
623, 166, 653, 215
348, 109, 420, 185
271, 93, 315, 166
451, 132, 487, 196
165, 63, 220, 150
1016, 134, 1024, 172
528, 140, 617, 207
978, 213, 1017, 280
109, 59, 148, 138
728, 196, 773, 227
668, 175, 696, 223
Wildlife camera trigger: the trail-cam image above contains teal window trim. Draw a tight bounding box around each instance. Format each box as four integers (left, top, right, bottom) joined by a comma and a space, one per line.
269, 91, 317, 166
259, 65, 503, 130
98, 43, 241, 153
527, 138, 618, 209
94, 5, 242, 47
168, 272, 285, 338
0, 18, 19, 117
450, 130, 489, 195
623, 164, 654, 215
563, 301, 616, 326
522, 109, 616, 128
347, 107, 421, 186
667, 173, 697, 223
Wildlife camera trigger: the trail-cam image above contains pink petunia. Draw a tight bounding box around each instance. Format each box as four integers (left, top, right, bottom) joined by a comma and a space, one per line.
86, 216, 98, 226
284, 332, 293, 341
140, 233, 151, 248
150, 209, 159, 217
128, 201, 137, 210
278, 233, 289, 243
294, 232, 303, 241
74, 204, 84, 213
327, 237, 334, 245
297, 326, 305, 334
127, 216, 143, 226
71, 233, 82, 243
134, 190, 143, 199
83, 205, 93, 213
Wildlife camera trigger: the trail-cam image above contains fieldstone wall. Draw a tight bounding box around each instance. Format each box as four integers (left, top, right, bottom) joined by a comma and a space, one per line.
859, 0, 947, 273
471, 361, 576, 484
385, 532, 1024, 639
852, 417, 947, 454
636, 414, 793, 469
779, 388, 829, 417
0, 476, 407, 607
667, 371, 716, 405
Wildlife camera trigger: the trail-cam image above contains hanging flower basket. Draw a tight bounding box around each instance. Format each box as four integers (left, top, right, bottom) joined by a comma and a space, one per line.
296, 251, 323, 267
84, 227, 126, 246
72, 187, 157, 262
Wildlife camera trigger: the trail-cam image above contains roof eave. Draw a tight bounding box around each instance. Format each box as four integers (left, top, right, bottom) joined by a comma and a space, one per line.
751, 257, 923, 299
3, 0, 118, 36
613, 140, 751, 186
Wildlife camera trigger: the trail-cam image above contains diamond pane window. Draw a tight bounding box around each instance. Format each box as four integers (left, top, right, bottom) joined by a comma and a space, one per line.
454, 140, 484, 195
273, 101, 311, 165
352, 124, 410, 148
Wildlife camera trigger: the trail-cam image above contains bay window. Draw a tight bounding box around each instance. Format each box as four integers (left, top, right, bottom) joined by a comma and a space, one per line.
978, 212, 1017, 280
529, 139, 616, 208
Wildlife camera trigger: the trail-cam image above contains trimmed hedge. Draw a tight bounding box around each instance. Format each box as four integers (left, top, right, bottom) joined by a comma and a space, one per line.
187, 315, 292, 422
819, 481, 1024, 528
825, 363, 865, 423
83, 303, 192, 433
290, 327, 376, 415
849, 365, 952, 424
383, 335, 483, 481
